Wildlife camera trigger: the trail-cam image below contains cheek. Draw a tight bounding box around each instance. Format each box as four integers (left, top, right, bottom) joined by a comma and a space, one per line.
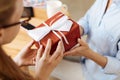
4, 26, 20, 43
10, 25, 20, 39
13, 26, 20, 37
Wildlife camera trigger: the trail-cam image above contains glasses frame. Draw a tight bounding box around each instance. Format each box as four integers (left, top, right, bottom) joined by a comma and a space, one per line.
1, 17, 31, 29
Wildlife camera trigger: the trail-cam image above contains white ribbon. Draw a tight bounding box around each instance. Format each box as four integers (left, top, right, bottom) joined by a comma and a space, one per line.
27, 15, 73, 44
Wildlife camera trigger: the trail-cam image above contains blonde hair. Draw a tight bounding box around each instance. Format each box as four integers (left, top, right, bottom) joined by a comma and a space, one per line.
0, 0, 15, 25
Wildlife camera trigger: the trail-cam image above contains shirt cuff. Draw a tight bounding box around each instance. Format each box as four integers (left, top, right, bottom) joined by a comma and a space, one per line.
103, 56, 120, 74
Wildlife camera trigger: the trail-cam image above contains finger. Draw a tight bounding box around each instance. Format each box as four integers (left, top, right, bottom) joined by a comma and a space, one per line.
36, 45, 43, 61
50, 41, 64, 61
42, 39, 52, 59
64, 48, 78, 56
56, 51, 63, 63
70, 43, 80, 50
78, 38, 87, 46
64, 51, 71, 56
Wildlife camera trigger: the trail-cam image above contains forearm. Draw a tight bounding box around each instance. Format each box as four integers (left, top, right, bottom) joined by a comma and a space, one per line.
35, 75, 48, 80
85, 49, 107, 68
35, 77, 48, 80
34, 70, 49, 80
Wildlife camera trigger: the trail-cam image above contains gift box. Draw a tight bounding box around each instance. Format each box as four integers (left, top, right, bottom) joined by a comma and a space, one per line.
27, 12, 81, 54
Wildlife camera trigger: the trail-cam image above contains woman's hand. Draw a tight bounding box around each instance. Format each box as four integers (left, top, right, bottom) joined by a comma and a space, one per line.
64, 38, 90, 57
64, 38, 107, 68
35, 39, 64, 80
14, 40, 37, 67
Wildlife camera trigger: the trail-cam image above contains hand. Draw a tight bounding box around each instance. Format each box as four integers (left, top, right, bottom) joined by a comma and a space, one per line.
65, 39, 108, 68
14, 40, 37, 67
35, 39, 64, 80
64, 38, 90, 57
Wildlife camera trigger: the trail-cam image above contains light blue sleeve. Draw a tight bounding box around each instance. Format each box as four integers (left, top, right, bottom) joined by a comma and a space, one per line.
104, 41, 120, 75
77, 0, 99, 35
77, 9, 91, 35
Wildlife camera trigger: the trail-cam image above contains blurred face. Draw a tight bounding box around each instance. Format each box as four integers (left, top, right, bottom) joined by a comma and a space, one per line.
0, 0, 24, 44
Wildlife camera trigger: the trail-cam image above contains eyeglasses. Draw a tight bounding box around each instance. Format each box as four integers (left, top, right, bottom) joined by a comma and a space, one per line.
1, 17, 31, 29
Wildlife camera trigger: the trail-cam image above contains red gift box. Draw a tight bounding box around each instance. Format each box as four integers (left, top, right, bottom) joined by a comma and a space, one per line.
28, 12, 81, 54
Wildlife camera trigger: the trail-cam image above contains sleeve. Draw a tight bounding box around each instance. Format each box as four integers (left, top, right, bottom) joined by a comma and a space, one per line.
77, 0, 99, 35
78, 0, 101, 35
77, 10, 91, 35
104, 41, 120, 75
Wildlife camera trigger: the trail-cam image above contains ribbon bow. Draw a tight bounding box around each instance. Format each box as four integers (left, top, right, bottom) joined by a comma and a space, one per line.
27, 15, 73, 44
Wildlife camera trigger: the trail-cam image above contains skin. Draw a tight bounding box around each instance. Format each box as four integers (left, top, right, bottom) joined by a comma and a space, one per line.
0, 0, 23, 44
0, 0, 64, 80
35, 39, 64, 80
65, 0, 113, 68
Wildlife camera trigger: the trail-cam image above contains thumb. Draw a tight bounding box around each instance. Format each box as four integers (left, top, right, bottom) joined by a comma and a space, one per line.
78, 38, 87, 46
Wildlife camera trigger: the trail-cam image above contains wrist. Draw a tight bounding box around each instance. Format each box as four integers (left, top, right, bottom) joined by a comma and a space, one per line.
82, 48, 92, 58
35, 71, 50, 80
84, 49, 107, 68
35, 75, 49, 80
84, 49, 97, 59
